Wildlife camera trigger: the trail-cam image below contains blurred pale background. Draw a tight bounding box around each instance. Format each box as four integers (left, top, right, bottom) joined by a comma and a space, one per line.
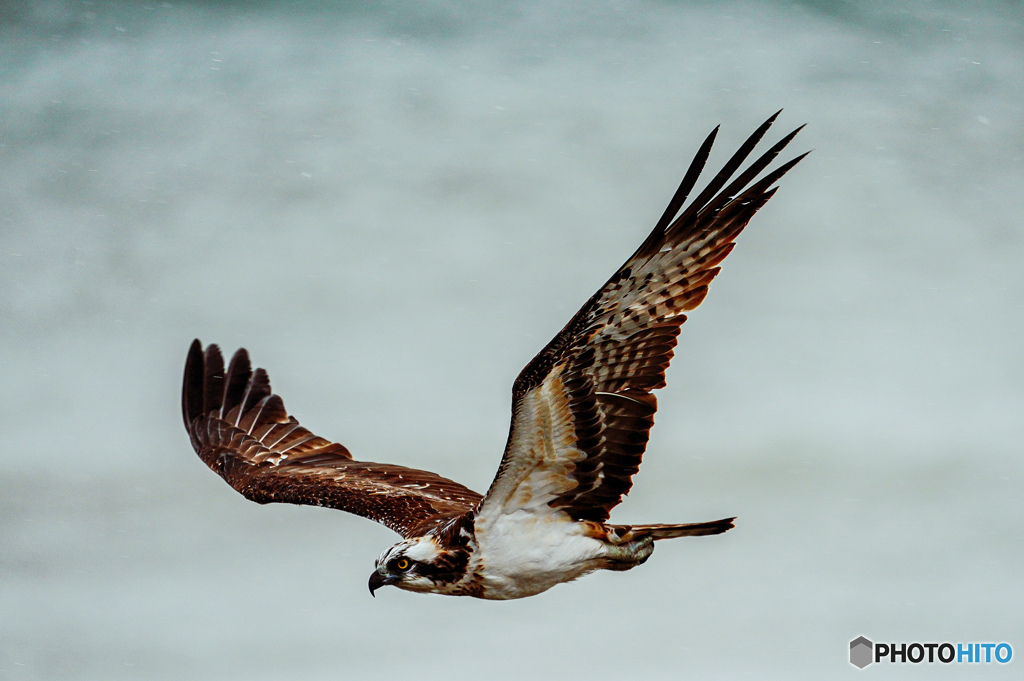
2, 1, 1021, 679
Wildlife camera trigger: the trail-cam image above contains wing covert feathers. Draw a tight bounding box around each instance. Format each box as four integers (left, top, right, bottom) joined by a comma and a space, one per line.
480, 114, 807, 524
182, 340, 482, 537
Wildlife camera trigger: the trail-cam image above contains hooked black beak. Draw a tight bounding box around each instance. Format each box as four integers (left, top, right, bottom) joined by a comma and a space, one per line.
368, 570, 396, 597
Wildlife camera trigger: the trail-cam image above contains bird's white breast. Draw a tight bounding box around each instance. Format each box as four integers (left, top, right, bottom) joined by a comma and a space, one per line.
472, 510, 607, 600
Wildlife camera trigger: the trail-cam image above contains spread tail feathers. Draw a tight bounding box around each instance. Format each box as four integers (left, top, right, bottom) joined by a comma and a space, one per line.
611, 517, 735, 542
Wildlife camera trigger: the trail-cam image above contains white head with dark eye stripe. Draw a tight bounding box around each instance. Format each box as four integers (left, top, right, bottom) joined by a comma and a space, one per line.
368, 537, 444, 595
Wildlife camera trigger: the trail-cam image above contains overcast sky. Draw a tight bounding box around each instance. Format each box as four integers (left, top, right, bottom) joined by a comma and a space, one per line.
2, 1, 1022, 679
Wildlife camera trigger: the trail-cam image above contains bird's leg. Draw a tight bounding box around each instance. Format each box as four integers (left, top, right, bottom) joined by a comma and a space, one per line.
602, 535, 654, 571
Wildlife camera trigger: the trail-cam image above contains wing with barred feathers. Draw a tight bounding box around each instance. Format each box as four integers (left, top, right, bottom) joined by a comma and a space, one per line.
182, 341, 482, 538
477, 113, 808, 526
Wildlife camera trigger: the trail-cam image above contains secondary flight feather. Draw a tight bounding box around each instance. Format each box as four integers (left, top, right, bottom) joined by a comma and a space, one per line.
182, 112, 807, 599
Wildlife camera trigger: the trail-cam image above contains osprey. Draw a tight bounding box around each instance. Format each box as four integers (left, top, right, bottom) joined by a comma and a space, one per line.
182, 113, 806, 600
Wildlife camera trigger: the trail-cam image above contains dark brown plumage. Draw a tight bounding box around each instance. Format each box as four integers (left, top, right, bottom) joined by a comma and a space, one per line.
183, 341, 482, 537
484, 111, 808, 522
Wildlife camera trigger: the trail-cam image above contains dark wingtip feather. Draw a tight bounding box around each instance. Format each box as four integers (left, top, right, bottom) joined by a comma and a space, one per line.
651, 125, 720, 236
202, 344, 225, 419
670, 112, 783, 228
182, 339, 205, 428
241, 367, 273, 416
743, 149, 811, 196
698, 126, 806, 225
221, 348, 253, 420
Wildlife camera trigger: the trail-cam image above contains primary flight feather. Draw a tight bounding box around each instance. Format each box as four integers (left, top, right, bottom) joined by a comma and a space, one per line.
182, 112, 807, 599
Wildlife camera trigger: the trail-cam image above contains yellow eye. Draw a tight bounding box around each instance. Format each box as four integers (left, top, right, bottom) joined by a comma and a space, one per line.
396, 558, 410, 571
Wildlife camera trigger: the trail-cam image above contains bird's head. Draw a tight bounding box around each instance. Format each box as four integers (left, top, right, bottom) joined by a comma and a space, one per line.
369, 536, 451, 596
369, 514, 476, 596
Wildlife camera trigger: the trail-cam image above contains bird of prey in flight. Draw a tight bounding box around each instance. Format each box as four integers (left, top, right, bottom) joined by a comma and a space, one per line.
182, 112, 806, 600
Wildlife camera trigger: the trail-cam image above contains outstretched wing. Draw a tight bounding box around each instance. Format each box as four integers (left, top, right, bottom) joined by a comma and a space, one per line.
477, 113, 808, 526
182, 341, 482, 537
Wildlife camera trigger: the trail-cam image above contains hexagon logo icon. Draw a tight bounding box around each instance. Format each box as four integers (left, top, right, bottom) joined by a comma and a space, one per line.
850, 636, 873, 668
